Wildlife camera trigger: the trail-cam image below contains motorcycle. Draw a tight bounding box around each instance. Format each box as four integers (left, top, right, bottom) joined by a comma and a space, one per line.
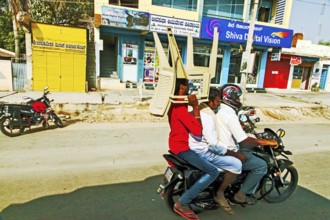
0, 103, 4, 118
238, 106, 260, 133
0, 86, 63, 137
157, 123, 298, 216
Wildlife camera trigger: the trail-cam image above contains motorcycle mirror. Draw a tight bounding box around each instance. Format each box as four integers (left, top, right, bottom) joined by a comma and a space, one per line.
277, 129, 285, 138
44, 86, 49, 91
239, 114, 248, 122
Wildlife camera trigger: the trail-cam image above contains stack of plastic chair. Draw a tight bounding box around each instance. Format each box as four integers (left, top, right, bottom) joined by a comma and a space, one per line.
149, 27, 219, 117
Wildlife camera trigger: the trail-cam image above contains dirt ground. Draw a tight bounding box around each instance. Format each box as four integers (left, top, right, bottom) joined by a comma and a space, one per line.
54, 101, 330, 124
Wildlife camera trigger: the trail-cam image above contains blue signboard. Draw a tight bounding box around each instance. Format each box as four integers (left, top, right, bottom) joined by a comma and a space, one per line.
201, 17, 293, 48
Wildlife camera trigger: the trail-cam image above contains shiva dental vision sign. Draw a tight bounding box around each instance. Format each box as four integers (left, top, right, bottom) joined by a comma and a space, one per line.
201, 17, 293, 48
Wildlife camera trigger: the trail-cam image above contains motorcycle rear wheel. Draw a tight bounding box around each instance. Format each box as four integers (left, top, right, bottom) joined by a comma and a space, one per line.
0, 116, 24, 137
261, 165, 298, 203
163, 180, 184, 215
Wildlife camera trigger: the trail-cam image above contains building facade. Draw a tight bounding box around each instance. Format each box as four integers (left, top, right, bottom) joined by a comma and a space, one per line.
266, 39, 330, 90
93, 0, 295, 89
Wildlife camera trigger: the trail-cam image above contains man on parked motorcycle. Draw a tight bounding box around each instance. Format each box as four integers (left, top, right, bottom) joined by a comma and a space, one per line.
189, 87, 246, 215
216, 84, 278, 205
168, 78, 220, 220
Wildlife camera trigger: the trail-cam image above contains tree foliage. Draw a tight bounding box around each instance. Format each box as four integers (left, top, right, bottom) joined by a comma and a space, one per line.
0, 0, 93, 55
30, 0, 94, 26
0, 1, 25, 53
319, 40, 330, 47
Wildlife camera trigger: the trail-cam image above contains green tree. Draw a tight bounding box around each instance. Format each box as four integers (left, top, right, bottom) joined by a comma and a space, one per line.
319, 40, 330, 47
0, 0, 93, 55
0, 1, 25, 54
30, 0, 94, 26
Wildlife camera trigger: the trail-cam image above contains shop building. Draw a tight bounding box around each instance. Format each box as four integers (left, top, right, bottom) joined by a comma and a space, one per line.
264, 38, 330, 90
93, 0, 294, 89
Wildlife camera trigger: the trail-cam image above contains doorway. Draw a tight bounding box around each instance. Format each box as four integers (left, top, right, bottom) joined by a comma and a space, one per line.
301, 67, 311, 90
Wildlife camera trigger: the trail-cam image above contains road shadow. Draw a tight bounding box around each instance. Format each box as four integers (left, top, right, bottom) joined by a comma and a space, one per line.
1, 175, 329, 220
15, 118, 81, 136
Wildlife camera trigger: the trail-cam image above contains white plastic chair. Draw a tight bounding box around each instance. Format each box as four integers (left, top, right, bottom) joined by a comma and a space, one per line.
149, 27, 219, 117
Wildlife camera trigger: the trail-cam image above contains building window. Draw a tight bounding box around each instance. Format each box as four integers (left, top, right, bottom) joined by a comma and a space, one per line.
152, 0, 197, 11
109, 0, 138, 8
203, 0, 244, 20
255, 0, 273, 22
275, 0, 285, 24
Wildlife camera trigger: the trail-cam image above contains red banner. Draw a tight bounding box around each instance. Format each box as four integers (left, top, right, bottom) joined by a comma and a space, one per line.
290, 56, 302, 65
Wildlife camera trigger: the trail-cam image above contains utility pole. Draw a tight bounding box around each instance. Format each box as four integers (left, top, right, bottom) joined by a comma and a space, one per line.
315, 0, 326, 44
240, 0, 259, 103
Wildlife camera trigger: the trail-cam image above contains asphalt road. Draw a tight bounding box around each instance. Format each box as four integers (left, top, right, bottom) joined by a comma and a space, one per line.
0, 121, 329, 220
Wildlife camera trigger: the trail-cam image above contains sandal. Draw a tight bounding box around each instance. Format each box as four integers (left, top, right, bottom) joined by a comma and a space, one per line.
174, 206, 200, 220
214, 197, 234, 215
231, 196, 256, 206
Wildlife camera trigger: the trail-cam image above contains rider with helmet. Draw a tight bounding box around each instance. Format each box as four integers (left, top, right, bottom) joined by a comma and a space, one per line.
216, 83, 278, 205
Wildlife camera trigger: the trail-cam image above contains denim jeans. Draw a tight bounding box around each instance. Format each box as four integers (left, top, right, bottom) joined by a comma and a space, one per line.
199, 150, 242, 174
239, 149, 268, 194
178, 150, 220, 205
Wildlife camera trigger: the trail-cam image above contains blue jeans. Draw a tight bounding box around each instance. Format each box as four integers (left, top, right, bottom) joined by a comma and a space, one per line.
239, 149, 268, 194
199, 151, 242, 174
177, 150, 220, 205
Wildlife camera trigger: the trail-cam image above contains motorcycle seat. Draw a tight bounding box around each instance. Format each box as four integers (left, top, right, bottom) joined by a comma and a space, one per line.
164, 151, 198, 170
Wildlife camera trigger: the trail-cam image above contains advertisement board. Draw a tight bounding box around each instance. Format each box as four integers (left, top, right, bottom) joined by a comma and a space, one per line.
150, 14, 200, 38
101, 6, 149, 30
31, 23, 86, 92
201, 17, 293, 48
32, 23, 86, 54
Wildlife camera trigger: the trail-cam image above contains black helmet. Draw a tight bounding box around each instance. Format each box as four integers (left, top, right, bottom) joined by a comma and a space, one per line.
220, 83, 243, 110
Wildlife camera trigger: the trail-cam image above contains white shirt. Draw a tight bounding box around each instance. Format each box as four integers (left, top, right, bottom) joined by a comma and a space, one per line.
216, 104, 248, 152
189, 108, 227, 155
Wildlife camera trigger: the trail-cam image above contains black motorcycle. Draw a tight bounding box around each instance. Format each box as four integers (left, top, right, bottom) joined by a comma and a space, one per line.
157, 127, 298, 215
0, 86, 63, 137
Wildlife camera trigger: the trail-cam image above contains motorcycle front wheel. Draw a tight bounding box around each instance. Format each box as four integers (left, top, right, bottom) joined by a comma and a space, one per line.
261, 165, 298, 203
0, 116, 24, 137
51, 113, 63, 128
163, 180, 184, 215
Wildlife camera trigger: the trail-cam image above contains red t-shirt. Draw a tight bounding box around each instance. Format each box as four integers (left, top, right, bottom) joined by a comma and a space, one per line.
168, 103, 202, 155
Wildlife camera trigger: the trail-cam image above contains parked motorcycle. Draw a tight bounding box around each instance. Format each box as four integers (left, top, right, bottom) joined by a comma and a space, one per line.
0, 86, 63, 137
0, 103, 4, 118
157, 124, 298, 216
238, 106, 260, 133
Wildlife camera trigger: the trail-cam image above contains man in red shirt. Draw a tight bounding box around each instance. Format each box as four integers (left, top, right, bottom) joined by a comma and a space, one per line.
168, 78, 220, 220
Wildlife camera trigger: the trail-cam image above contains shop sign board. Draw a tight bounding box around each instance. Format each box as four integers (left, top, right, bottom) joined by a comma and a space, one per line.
201, 17, 293, 48
290, 56, 302, 65
101, 6, 150, 30
271, 52, 281, 61
150, 14, 201, 38
32, 23, 86, 54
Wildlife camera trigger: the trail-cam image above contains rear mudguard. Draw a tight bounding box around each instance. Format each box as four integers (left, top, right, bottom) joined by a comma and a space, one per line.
164, 168, 183, 189
156, 167, 183, 194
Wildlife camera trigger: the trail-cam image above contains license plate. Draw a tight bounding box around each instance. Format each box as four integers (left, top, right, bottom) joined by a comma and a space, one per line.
165, 167, 173, 182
